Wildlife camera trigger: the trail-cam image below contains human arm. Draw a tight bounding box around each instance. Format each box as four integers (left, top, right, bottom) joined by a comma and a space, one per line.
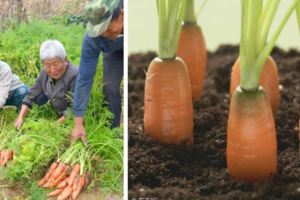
22, 70, 45, 108
72, 34, 101, 143
15, 104, 29, 129
73, 34, 101, 117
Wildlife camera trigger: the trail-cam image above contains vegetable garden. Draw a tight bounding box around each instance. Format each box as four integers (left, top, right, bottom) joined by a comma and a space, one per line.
129, 0, 300, 199
0, 2, 123, 199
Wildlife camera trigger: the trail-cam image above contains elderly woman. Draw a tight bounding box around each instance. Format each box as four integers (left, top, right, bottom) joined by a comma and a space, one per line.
0, 61, 29, 111
15, 40, 78, 129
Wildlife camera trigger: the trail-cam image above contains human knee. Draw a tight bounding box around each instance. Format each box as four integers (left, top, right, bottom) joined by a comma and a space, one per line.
103, 84, 120, 99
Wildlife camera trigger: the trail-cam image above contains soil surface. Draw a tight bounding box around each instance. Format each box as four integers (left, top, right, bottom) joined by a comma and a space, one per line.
128, 45, 300, 200
0, 178, 121, 200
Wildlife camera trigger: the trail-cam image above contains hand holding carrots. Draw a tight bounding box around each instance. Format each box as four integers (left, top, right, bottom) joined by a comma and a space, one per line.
71, 126, 87, 145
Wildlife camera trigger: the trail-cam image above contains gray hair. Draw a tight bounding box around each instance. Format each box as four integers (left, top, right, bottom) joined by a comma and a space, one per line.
40, 40, 67, 61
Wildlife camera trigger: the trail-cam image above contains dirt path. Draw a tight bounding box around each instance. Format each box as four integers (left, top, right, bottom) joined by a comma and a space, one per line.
0, 180, 121, 200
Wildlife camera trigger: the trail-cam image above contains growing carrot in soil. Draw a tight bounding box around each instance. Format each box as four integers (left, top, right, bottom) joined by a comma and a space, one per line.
227, 0, 299, 181
177, 0, 207, 101
144, 0, 193, 144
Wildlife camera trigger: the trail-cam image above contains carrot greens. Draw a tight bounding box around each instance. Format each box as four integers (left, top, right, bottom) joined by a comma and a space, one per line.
157, 0, 187, 59
239, 0, 299, 91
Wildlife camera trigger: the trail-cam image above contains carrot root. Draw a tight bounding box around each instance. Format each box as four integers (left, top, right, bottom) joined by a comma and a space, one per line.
68, 163, 80, 185
72, 176, 85, 200
144, 57, 194, 144
57, 186, 73, 200
227, 86, 277, 181
47, 188, 64, 197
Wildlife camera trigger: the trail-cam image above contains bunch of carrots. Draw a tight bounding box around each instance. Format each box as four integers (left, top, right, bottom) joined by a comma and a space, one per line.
38, 141, 92, 199
0, 149, 15, 166
0, 128, 20, 167
38, 162, 89, 199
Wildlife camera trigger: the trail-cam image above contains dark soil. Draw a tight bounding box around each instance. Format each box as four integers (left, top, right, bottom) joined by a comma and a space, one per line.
128, 45, 300, 200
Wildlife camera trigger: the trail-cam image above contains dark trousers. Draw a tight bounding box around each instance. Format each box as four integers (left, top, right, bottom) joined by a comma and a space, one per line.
5, 85, 29, 112
103, 50, 123, 128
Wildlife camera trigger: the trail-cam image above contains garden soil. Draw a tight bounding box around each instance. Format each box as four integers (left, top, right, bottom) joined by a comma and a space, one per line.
0, 178, 121, 199
128, 45, 300, 200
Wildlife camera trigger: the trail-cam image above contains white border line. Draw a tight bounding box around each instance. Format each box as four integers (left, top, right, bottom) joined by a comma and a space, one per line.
123, 0, 128, 199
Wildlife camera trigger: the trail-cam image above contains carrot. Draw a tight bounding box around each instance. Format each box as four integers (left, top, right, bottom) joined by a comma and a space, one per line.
2, 150, 11, 166
57, 177, 69, 189
54, 165, 70, 187
83, 174, 90, 188
72, 176, 80, 192
52, 162, 66, 179
43, 176, 55, 188
71, 176, 85, 200
37, 177, 46, 186
226, 0, 298, 181
177, 0, 207, 101
53, 174, 68, 187
227, 87, 277, 181
47, 188, 64, 197
144, 0, 193, 144
57, 185, 73, 200
41, 161, 58, 183
67, 163, 80, 185
0, 150, 3, 166
144, 57, 193, 144
230, 56, 280, 112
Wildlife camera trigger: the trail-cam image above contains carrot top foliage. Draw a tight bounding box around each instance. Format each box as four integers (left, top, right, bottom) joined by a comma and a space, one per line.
157, 0, 187, 59
239, 0, 299, 91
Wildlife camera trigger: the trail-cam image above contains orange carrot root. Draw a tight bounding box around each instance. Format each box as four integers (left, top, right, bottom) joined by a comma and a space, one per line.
144, 57, 194, 144
71, 176, 85, 200
177, 23, 207, 101
43, 176, 55, 188
68, 163, 80, 185
57, 185, 73, 200
57, 177, 69, 189
37, 177, 46, 186
230, 56, 280, 112
41, 161, 58, 185
52, 163, 66, 179
227, 87, 277, 181
47, 188, 64, 197
0, 150, 3, 166
72, 176, 80, 191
